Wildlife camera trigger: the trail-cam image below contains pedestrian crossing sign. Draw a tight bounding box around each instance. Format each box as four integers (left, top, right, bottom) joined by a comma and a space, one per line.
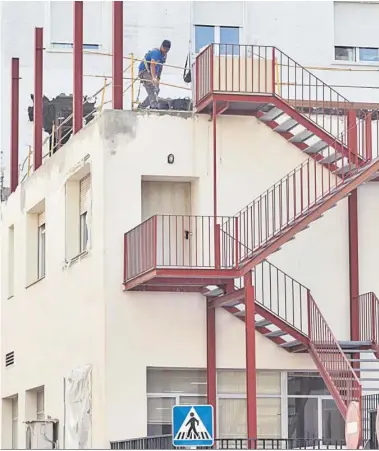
172, 404, 214, 447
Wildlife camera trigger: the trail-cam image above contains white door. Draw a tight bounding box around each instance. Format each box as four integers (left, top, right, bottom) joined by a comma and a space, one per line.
141, 181, 191, 267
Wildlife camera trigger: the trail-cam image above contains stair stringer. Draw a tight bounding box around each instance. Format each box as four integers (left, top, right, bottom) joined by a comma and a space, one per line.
234, 157, 379, 277
212, 276, 362, 420
272, 96, 359, 165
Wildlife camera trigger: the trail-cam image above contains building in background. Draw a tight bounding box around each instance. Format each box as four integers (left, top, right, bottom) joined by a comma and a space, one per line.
1, 1, 379, 449
1, 1, 379, 184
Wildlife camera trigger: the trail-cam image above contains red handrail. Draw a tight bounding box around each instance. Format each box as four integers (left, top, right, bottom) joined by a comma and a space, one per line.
195, 43, 353, 142
358, 292, 379, 344
308, 293, 361, 416
123, 214, 236, 282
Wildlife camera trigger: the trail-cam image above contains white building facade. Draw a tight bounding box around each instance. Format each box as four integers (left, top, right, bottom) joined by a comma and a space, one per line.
1, 1, 379, 449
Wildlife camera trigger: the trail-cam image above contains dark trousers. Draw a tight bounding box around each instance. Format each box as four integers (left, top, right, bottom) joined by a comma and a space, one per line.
139, 70, 160, 108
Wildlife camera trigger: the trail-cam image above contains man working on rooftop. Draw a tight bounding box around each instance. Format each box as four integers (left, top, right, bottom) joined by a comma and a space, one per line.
138, 40, 171, 109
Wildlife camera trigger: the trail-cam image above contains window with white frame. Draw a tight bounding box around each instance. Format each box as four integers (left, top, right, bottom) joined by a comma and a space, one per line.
8, 225, 15, 298
146, 368, 345, 443
287, 372, 345, 443
335, 46, 379, 63
37, 213, 46, 279
79, 174, 90, 253
334, 2, 379, 64
194, 25, 240, 54
48, 1, 102, 50
11, 396, 18, 450
36, 388, 45, 420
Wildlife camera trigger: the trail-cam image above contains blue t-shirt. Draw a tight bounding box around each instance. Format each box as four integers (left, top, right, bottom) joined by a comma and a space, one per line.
139, 48, 166, 77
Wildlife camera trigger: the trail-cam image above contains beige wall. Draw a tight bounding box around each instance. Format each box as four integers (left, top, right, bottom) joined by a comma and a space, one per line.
1, 109, 374, 444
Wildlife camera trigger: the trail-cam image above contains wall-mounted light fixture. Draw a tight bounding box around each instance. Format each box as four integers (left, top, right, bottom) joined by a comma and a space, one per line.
167, 153, 175, 164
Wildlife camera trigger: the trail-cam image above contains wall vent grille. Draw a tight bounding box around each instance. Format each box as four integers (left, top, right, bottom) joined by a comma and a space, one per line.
5, 351, 14, 367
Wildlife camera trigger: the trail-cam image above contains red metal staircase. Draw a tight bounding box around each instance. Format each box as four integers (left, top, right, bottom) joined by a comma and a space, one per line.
225, 154, 379, 275
122, 43, 379, 437
204, 259, 379, 419
195, 44, 369, 169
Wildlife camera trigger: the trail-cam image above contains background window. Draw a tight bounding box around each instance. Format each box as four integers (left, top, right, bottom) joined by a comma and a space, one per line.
194, 25, 240, 54
79, 174, 91, 253
49, 1, 102, 49
36, 389, 44, 420
218, 398, 247, 439
37, 218, 46, 279
288, 397, 318, 440
11, 396, 18, 450
335, 46, 355, 62
288, 372, 329, 396
322, 399, 344, 444
195, 25, 214, 53
359, 47, 379, 63
147, 397, 175, 437
147, 368, 207, 395
146, 369, 207, 437
220, 26, 239, 56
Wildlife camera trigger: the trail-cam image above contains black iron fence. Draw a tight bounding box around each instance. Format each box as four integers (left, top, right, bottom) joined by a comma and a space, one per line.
362, 393, 379, 450
110, 436, 346, 449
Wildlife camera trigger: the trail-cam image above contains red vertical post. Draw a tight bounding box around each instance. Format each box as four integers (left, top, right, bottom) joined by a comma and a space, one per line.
245, 270, 257, 444
206, 300, 217, 438
213, 102, 218, 270
123, 233, 128, 283
348, 189, 359, 343
347, 110, 358, 166
271, 47, 276, 94
365, 113, 373, 160
10, 58, 19, 193
215, 224, 220, 269
34, 28, 43, 171
112, 1, 123, 109
234, 217, 239, 268
73, 1, 83, 134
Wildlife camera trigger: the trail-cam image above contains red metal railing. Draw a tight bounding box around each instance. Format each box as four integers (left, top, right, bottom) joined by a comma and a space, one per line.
308, 293, 361, 416
195, 44, 352, 142
123, 215, 237, 282
358, 292, 379, 344
224, 109, 379, 266
254, 260, 309, 333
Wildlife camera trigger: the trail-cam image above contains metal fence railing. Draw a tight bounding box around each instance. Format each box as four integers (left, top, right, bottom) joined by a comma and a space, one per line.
111, 436, 347, 450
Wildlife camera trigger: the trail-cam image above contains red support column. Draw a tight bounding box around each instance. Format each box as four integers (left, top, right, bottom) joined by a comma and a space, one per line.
73, 1, 83, 134
34, 27, 43, 171
245, 270, 257, 444
10, 58, 19, 193
365, 113, 373, 160
112, 1, 123, 109
349, 189, 360, 343
213, 102, 217, 219
347, 110, 358, 166
206, 300, 217, 437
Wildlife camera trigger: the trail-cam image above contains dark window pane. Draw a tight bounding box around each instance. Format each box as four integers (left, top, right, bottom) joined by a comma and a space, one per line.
322, 399, 345, 445
359, 47, 379, 62
195, 25, 214, 53
288, 397, 318, 440
288, 372, 329, 395
220, 27, 239, 56
335, 46, 355, 61
147, 423, 172, 436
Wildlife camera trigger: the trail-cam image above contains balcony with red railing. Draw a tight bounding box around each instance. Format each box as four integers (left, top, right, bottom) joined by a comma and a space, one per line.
123, 215, 240, 291
195, 44, 352, 135
358, 292, 379, 355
